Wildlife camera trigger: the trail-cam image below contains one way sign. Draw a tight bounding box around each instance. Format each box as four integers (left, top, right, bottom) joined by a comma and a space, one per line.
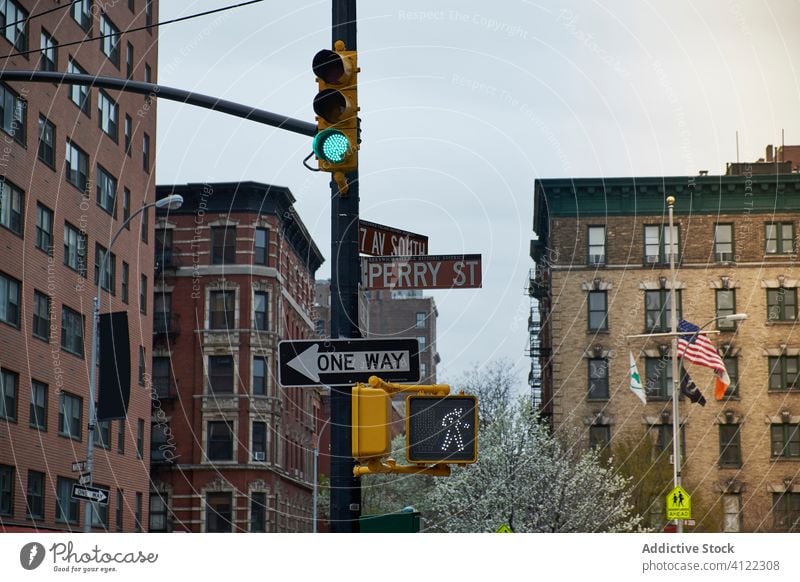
72, 484, 109, 505
279, 338, 420, 387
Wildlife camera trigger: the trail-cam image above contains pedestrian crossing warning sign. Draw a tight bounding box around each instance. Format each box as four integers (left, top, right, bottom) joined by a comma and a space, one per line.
666, 485, 691, 520
496, 524, 513, 533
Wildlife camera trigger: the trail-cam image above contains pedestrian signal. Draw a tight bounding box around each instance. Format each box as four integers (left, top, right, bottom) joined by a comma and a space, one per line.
406, 395, 477, 464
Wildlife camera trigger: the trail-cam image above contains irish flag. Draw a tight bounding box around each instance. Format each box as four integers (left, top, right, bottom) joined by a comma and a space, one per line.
629, 352, 647, 404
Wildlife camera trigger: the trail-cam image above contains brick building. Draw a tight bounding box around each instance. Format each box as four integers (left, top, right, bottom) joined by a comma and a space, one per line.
532, 173, 800, 532
0, 1, 158, 532
150, 181, 324, 532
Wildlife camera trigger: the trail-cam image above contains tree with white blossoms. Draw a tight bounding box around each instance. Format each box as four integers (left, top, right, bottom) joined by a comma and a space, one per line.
422, 396, 643, 533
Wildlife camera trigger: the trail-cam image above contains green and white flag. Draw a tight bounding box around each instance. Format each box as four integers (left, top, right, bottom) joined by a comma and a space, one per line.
629, 351, 647, 404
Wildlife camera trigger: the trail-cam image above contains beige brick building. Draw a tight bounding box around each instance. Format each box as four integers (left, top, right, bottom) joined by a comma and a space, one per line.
532, 173, 800, 532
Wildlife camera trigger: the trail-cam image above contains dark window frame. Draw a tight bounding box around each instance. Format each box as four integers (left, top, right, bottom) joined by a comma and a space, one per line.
587, 358, 609, 400
769, 355, 800, 391
719, 424, 742, 468
60, 305, 85, 358
207, 420, 234, 461
58, 391, 82, 440
645, 289, 682, 333
29, 380, 47, 430
208, 355, 234, 394
0, 368, 18, 421
587, 290, 608, 331
713, 223, 734, 261
37, 115, 56, 168
56, 476, 79, 524
716, 289, 737, 330
0, 271, 21, 328
211, 226, 236, 264
765, 222, 795, 255
771, 423, 800, 459
767, 288, 797, 322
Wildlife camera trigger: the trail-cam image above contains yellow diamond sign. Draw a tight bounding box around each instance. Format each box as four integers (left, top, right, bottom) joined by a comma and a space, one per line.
666, 485, 691, 520
496, 524, 513, 533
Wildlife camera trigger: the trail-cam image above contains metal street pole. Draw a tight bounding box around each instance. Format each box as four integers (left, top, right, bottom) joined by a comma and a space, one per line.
313, 417, 331, 533
82, 195, 183, 532
666, 195, 681, 533
328, 0, 361, 533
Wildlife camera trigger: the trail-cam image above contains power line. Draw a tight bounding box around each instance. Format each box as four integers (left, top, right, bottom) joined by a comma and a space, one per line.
1, 0, 266, 61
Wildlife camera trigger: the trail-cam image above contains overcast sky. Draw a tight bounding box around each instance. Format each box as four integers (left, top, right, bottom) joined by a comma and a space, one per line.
156, 1, 800, 387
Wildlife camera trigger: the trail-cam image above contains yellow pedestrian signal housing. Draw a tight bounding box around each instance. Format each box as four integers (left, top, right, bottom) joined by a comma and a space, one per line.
352, 384, 391, 460
312, 40, 358, 174
406, 395, 478, 464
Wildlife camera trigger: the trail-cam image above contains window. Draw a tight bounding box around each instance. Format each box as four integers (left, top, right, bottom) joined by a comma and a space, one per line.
65, 140, 89, 191
123, 188, 131, 227
145, 0, 153, 28
645, 357, 673, 399
94, 244, 116, 293
0, 82, 25, 145
100, 14, 120, 66
37, 116, 55, 168
37, 29, 56, 71
415, 312, 426, 328
769, 356, 800, 391
67, 59, 90, 114
417, 336, 426, 353
126, 42, 133, 78
0, 368, 17, 421
252, 421, 267, 461
149, 493, 168, 532
32, 290, 49, 340
144, 63, 152, 84
210, 290, 235, 329
140, 206, 148, 242
138, 346, 146, 385
129, 0, 134, 11
253, 357, 267, 395
771, 423, 800, 459
121, 262, 129, 303
719, 424, 741, 468
0, 465, 11, 516
26, 470, 44, 519
207, 421, 234, 461
716, 289, 736, 330
588, 225, 606, 264
56, 477, 79, 524
654, 423, 684, 455
71, 0, 92, 31
155, 229, 173, 269
58, 392, 82, 439
589, 425, 610, 450
94, 410, 110, 449
97, 91, 118, 140
153, 292, 172, 334
64, 222, 87, 276
588, 358, 609, 400
206, 492, 232, 533
139, 274, 147, 313
117, 420, 125, 454
211, 226, 236, 264
151, 423, 170, 461
96, 166, 117, 216
208, 355, 234, 394
35, 203, 54, 253
136, 419, 144, 459
255, 228, 268, 265
61, 306, 85, 357
587, 290, 608, 331
645, 290, 681, 332
767, 288, 797, 322
135, 492, 142, 531
1, 0, 28, 50
152, 357, 171, 398
773, 492, 800, 532
253, 291, 268, 330
143, 133, 150, 172
724, 356, 739, 397
115, 489, 123, 531
644, 225, 679, 264
250, 492, 267, 532
420, 362, 427, 380
124, 114, 132, 155
0, 180, 23, 234
30, 380, 47, 430
0, 271, 20, 327
766, 222, 794, 254
714, 223, 734, 261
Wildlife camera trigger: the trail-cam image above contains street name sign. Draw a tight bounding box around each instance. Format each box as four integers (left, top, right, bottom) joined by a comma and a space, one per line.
359, 220, 428, 257
78, 474, 92, 486
665, 485, 691, 520
72, 484, 110, 505
361, 254, 482, 290
71, 461, 86, 472
279, 338, 420, 387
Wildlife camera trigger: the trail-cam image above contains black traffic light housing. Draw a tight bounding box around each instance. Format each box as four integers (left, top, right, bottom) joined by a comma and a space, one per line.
406, 394, 478, 464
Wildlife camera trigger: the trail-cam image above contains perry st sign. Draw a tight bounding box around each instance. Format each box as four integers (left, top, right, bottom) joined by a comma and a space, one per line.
279, 338, 421, 387
361, 254, 482, 290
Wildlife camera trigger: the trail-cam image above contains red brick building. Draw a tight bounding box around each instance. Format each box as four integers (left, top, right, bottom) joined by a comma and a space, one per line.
151, 182, 324, 532
0, 1, 158, 532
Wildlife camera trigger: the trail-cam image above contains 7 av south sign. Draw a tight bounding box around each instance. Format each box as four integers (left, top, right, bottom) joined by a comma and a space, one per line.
361, 254, 482, 290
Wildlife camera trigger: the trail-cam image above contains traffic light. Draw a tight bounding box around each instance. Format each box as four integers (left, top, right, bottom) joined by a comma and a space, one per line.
352, 384, 391, 460
406, 395, 478, 464
312, 40, 358, 174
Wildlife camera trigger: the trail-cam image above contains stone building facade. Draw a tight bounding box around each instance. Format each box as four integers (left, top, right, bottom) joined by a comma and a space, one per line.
532, 173, 800, 532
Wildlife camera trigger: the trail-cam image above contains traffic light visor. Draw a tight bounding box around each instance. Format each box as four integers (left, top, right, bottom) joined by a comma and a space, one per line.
313, 49, 349, 84
313, 128, 352, 164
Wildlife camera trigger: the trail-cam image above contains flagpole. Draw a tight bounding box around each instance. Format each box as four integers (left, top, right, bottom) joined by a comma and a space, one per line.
666, 195, 682, 534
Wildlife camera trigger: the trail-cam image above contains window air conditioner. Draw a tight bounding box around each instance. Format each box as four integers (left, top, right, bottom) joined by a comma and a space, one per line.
254, 452, 266, 461
645, 255, 660, 264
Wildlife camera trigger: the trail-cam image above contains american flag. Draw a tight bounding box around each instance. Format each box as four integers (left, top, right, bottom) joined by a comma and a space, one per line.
677, 319, 730, 400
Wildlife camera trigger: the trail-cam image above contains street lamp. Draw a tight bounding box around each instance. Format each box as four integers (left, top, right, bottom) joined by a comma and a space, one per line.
312, 417, 331, 533
83, 194, 183, 532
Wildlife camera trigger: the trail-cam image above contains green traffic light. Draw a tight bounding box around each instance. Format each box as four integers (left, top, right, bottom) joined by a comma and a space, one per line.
313, 128, 351, 164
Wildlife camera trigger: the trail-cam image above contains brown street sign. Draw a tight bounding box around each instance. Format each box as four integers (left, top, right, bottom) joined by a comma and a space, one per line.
359, 220, 428, 256
362, 254, 482, 290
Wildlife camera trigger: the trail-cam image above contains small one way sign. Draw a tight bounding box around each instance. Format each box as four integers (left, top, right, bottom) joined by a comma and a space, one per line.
278, 338, 421, 387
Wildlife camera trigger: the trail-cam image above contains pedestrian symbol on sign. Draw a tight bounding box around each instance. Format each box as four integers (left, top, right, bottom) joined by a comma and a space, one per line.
441, 408, 469, 452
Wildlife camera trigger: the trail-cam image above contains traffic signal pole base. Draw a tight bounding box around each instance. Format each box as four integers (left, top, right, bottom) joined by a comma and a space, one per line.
353, 459, 451, 477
